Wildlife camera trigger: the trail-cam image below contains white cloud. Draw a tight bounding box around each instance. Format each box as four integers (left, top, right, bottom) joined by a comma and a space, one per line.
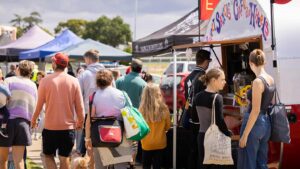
0, 0, 197, 39
2, 0, 298, 41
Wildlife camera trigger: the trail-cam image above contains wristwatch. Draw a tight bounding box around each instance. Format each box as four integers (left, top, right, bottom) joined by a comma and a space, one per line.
85, 138, 91, 141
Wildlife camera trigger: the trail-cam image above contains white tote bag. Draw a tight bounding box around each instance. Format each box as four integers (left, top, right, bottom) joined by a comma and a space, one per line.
203, 94, 234, 165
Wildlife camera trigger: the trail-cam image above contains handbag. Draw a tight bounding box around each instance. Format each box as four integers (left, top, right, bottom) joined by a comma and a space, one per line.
89, 92, 123, 147
121, 91, 150, 141
203, 94, 234, 165
268, 89, 291, 143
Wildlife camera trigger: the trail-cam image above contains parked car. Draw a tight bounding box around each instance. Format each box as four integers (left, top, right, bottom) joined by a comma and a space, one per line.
163, 61, 196, 75
160, 72, 189, 112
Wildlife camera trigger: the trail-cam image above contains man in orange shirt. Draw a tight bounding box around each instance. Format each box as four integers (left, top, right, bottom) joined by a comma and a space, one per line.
31, 53, 84, 169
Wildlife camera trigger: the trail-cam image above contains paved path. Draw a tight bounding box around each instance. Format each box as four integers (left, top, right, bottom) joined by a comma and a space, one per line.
27, 136, 142, 169
27, 137, 44, 167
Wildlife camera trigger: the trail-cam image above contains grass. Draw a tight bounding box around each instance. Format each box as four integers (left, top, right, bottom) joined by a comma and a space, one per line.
26, 158, 42, 169
143, 62, 169, 75
45, 61, 170, 76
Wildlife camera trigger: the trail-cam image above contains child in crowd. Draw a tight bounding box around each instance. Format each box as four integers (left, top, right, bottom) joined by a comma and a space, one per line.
139, 83, 171, 169
0, 83, 11, 138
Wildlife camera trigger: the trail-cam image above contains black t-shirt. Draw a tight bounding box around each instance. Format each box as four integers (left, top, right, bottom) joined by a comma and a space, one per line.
184, 67, 206, 123
194, 91, 231, 136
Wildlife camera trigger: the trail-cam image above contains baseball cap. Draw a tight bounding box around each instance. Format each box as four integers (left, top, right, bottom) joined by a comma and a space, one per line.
196, 49, 212, 61
131, 59, 143, 68
52, 53, 69, 67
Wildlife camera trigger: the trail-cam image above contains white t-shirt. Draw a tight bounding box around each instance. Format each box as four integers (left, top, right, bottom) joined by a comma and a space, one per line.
92, 86, 126, 118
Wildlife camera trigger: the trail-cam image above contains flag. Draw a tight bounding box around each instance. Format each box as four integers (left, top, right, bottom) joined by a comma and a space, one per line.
274, 0, 291, 4
200, 0, 219, 20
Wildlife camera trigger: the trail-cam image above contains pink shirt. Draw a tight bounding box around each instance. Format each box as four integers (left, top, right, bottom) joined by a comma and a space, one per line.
34, 72, 84, 130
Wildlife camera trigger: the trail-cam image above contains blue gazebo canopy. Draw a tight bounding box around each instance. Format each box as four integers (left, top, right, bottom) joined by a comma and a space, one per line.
19, 29, 83, 60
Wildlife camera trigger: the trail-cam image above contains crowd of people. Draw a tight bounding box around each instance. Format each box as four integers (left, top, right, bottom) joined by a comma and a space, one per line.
0, 48, 275, 169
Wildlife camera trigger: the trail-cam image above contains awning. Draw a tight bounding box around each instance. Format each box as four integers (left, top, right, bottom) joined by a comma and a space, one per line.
19, 29, 83, 60
133, 8, 208, 57
46, 39, 132, 62
173, 35, 262, 50
0, 26, 54, 57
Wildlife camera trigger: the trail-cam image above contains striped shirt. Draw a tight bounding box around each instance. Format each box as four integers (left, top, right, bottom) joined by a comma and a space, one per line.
4, 76, 37, 121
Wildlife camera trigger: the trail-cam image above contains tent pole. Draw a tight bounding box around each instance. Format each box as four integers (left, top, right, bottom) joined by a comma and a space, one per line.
172, 49, 177, 169
198, 0, 201, 42
270, 0, 277, 68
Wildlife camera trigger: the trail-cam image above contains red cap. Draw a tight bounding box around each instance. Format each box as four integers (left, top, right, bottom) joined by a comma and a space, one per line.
52, 53, 69, 67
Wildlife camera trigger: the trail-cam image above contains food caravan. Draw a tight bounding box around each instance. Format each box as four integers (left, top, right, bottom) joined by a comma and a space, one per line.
172, 0, 299, 168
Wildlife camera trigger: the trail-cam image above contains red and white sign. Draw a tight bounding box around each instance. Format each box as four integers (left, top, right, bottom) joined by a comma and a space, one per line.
200, 0, 220, 20
274, 0, 291, 4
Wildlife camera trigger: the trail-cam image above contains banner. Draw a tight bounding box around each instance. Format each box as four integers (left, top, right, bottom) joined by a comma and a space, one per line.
274, 0, 291, 4
200, 0, 219, 20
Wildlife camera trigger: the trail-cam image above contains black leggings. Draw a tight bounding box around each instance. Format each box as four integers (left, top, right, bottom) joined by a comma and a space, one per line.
142, 149, 164, 169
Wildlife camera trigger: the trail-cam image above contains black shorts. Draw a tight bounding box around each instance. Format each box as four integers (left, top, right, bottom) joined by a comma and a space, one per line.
42, 129, 75, 157
0, 118, 31, 147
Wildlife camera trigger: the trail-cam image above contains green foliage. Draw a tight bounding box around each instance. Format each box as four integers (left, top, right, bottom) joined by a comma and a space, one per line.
10, 11, 44, 37
26, 158, 42, 169
124, 46, 132, 54
75, 16, 131, 47
54, 19, 88, 37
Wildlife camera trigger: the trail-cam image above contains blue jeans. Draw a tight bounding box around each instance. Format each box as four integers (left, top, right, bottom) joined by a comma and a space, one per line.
238, 113, 271, 169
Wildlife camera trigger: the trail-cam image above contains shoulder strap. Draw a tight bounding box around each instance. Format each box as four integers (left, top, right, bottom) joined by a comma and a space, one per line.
274, 88, 281, 104
211, 94, 218, 125
258, 76, 279, 104
89, 92, 96, 116
122, 91, 132, 107
257, 76, 269, 87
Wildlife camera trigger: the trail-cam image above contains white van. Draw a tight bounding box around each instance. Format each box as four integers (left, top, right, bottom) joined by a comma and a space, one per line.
163, 61, 196, 75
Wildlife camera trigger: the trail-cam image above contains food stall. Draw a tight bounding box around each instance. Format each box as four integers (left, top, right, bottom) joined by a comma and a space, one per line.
171, 0, 300, 168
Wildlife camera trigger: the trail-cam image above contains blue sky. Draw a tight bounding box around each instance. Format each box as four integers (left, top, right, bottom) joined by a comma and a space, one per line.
0, 0, 298, 40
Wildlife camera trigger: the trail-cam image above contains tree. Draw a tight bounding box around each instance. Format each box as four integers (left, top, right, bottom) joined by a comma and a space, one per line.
10, 11, 43, 37
124, 46, 132, 54
83, 16, 132, 47
54, 19, 88, 37
23, 11, 43, 29
10, 14, 23, 28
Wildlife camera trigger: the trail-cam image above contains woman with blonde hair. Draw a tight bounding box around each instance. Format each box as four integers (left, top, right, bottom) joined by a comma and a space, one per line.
238, 49, 275, 169
139, 83, 171, 169
194, 67, 232, 169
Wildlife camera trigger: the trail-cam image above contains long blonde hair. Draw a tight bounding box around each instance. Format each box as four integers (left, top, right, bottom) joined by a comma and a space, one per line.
139, 83, 169, 123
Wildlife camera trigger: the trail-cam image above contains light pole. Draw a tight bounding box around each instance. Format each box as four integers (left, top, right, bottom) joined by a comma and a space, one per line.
134, 0, 138, 41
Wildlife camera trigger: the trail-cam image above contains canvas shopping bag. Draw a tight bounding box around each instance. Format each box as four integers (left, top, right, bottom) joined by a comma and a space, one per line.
121, 91, 150, 141
203, 94, 234, 165
269, 89, 291, 143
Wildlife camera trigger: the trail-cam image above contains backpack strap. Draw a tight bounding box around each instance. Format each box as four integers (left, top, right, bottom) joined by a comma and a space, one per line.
187, 69, 205, 107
